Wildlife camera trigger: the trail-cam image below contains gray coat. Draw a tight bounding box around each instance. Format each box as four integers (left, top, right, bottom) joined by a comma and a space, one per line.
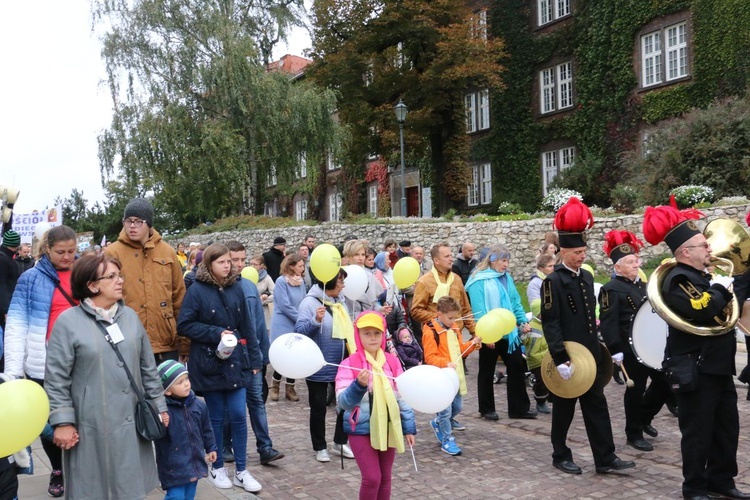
46, 300, 167, 500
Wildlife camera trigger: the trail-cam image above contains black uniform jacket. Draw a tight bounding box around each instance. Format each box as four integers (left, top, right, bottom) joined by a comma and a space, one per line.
599, 276, 647, 355
662, 262, 736, 376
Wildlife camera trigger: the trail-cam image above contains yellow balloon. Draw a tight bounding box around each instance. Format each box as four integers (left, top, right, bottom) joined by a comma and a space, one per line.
580, 263, 595, 277
0, 379, 50, 456
637, 268, 648, 283
310, 243, 342, 283
241, 266, 259, 284
476, 308, 517, 344
393, 257, 420, 290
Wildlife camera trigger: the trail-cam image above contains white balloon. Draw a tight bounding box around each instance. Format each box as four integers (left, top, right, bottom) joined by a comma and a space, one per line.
269, 333, 325, 379
34, 222, 51, 240
442, 367, 460, 395
342, 265, 368, 301
396, 365, 455, 414
594, 282, 602, 299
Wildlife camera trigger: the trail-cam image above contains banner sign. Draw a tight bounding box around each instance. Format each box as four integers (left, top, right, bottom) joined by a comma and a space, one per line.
12, 206, 63, 243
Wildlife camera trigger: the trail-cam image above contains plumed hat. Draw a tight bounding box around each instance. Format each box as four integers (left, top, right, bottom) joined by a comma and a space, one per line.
553, 197, 594, 248
642, 202, 703, 253
603, 230, 643, 264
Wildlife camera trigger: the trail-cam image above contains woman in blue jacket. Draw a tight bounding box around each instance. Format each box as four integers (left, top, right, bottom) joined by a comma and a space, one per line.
177, 243, 263, 494
465, 245, 534, 421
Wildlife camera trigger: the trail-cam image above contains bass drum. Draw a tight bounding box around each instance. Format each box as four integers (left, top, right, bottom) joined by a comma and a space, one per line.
629, 299, 669, 371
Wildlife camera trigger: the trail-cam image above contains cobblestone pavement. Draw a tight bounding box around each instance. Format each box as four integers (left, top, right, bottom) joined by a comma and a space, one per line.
19, 348, 750, 499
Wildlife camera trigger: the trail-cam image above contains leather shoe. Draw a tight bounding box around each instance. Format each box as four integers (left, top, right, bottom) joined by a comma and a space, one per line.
509, 410, 538, 419
707, 488, 750, 499
643, 424, 659, 437
553, 460, 582, 475
613, 370, 625, 385
627, 438, 654, 451
683, 496, 710, 500
595, 457, 636, 473
481, 412, 499, 421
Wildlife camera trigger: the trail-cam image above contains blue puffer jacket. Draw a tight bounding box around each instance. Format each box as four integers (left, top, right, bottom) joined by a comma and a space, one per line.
154, 391, 217, 489
238, 277, 270, 365
4, 255, 59, 379
294, 285, 348, 382
177, 267, 262, 392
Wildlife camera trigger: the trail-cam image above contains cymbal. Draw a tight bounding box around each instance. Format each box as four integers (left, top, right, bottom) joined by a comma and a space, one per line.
541, 341, 596, 398
597, 343, 613, 389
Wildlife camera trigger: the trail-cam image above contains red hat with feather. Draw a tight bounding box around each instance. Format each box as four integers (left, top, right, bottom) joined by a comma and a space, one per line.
642, 196, 704, 253
553, 197, 594, 248
603, 230, 644, 264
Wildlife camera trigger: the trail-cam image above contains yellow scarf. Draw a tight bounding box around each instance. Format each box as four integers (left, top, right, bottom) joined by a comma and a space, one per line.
326, 301, 357, 354
366, 349, 404, 453
444, 325, 467, 396
430, 267, 454, 303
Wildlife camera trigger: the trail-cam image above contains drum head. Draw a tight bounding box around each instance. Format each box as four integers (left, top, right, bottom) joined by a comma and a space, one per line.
629, 300, 669, 370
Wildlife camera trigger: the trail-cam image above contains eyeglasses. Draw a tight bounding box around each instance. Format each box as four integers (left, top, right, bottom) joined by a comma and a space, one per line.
123, 218, 145, 227
684, 242, 710, 250
95, 272, 125, 282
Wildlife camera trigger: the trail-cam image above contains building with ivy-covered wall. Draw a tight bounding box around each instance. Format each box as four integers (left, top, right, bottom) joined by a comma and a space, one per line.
463, 0, 750, 214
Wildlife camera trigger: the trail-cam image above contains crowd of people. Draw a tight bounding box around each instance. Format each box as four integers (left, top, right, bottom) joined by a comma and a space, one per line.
1, 195, 750, 500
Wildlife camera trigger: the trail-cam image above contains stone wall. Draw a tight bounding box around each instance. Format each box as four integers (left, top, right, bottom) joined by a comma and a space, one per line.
176, 204, 750, 279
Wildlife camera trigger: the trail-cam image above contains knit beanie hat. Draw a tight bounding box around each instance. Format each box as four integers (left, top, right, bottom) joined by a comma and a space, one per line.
1, 230, 20, 248
123, 198, 154, 227
157, 360, 188, 391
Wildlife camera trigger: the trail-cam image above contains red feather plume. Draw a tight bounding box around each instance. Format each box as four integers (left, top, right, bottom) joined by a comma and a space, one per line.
642, 205, 685, 245
553, 197, 594, 232
669, 194, 705, 220
603, 230, 644, 257
746, 210, 750, 227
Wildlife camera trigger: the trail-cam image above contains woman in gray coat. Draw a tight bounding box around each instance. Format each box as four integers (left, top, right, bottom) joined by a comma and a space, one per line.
45, 254, 167, 499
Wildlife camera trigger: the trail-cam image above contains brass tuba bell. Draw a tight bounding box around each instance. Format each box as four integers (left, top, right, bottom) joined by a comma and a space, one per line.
704, 218, 750, 276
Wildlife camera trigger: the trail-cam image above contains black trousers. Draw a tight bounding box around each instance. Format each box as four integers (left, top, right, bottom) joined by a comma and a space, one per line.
676, 374, 738, 497
622, 353, 670, 440
306, 380, 347, 451
477, 339, 530, 416
30, 378, 63, 472
551, 380, 616, 467
0, 465, 18, 500
154, 350, 179, 365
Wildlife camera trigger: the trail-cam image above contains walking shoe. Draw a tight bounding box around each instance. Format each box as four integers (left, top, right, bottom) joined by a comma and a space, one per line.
331, 443, 354, 459
269, 379, 281, 401
222, 445, 235, 463
259, 448, 285, 465
536, 402, 551, 414
207, 467, 233, 489
450, 418, 466, 431
627, 438, 654, 451
441, 437, 462, 456
481, 411, 499, 421
285, 383, 300, 401
430, 418, 444, 443
553, 459, 582, 475
233, 470, 262, 493
316, 449, 331, 462
48, 469, 64, 497
642, 424, 659, 438
595, 457, 636, 474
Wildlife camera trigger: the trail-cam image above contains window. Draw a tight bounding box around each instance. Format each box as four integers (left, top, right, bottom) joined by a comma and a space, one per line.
641, 22, 688, 88
295, 153, 307, 179
470, 10, 488, 40
538, 0, 570, 26
467, 162, 492, 206
465, 89, 490, 133
329, 192, 343, 221
295, 200, 308, 221
327, 152, 340, 171
368, 185, 378, 216
266, 165, 277, 187
363, 62, 374, 86
541, 147, 575, 195
540, 62, 573, 114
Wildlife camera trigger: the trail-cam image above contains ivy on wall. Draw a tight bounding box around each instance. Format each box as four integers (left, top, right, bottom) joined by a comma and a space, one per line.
483, 0, 750, 211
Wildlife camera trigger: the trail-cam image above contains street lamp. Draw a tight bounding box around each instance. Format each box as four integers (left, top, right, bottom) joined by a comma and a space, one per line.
394, 100, 408, 217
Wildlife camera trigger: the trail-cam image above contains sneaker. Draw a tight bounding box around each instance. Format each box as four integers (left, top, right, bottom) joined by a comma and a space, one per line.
441, 437, 462, 456
331, 443, 354, 459
450, 418, 466, 431
233, 470, 262, 493
430, 418, 444, 443
207, 467, 232, 489
259, 448, 284, 465
316, 449, 331, 462
48, 469, 64, 497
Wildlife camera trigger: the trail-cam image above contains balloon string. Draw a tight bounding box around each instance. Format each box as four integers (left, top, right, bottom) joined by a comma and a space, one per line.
324, 362, 397, 380
409, 443, 418, 472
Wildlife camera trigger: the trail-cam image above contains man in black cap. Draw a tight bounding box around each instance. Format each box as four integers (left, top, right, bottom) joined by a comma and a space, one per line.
397, 240, 411, 259
643, 206, 748, 500
263, 236, 286, 282
0, 230, 21, 333
105, 198, 187, 363
541, 198, 634, 475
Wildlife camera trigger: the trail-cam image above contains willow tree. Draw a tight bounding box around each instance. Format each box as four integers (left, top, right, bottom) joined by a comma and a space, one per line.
94, 0, 340, 228
309, 0, 505, 215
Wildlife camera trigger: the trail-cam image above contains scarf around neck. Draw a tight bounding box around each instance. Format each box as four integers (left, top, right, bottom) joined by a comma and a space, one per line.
468, 268, 520, 354
435, 319, 467, 396
325, 299, 356, 354
366, 348, 404, 453
285, 274, 304, 287
430, 267, 454, 303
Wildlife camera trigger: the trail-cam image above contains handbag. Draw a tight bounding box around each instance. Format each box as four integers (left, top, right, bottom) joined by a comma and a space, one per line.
95, 321, 167, 440
662, 353, 698, 393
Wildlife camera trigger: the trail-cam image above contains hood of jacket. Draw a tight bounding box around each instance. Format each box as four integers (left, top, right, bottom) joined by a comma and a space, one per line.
116, 226, 163, 249
195, 262, 240, 288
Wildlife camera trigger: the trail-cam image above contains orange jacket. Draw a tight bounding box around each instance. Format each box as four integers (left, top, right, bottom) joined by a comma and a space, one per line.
421, 318, 477, 368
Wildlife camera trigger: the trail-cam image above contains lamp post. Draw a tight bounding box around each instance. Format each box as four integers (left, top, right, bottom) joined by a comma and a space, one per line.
394, 100, 408, 217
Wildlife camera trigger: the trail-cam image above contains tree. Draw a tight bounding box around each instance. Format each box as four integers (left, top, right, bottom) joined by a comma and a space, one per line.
93, 0, 341, 230
309, 0, 505, 215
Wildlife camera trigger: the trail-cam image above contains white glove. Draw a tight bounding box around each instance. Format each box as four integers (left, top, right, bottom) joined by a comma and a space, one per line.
611, 352, 624, 365
557, 363, 572, 380
710, 276, 734, 289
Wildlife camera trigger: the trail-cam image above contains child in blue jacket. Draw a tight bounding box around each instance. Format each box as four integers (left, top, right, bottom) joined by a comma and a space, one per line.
155, 361, 217, 500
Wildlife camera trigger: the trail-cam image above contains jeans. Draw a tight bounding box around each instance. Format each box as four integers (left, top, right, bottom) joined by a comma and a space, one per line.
204, 387, 248, 471
246, 370, 274, 454
306, 380, 347, 451
164, 481, 197, 500
436, 393, 462, 441
348, 434, 396, 500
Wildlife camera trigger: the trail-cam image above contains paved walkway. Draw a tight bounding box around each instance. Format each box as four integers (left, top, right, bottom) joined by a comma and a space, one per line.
18, 346, 750, 499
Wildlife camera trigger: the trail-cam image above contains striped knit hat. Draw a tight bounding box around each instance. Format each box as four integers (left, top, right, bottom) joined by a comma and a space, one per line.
157, 360, 188, 391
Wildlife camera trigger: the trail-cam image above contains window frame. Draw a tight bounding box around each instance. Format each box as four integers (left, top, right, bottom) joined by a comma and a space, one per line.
541, 147, 575, 195
538, 0, 570, 27
295, 199, 308, 221
640, 21, 689, 89
368, 185, 378, 216
539, 61, 573, 115
329, 192, 343, 221
465, 89, 490, 133
467, 161, 492, 206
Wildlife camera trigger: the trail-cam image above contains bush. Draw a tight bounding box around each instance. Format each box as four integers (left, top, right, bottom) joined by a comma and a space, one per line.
497, 201, 524, 215
609, 184, 640, 213
540, 189, 583, 213
670, 185, 715, 208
